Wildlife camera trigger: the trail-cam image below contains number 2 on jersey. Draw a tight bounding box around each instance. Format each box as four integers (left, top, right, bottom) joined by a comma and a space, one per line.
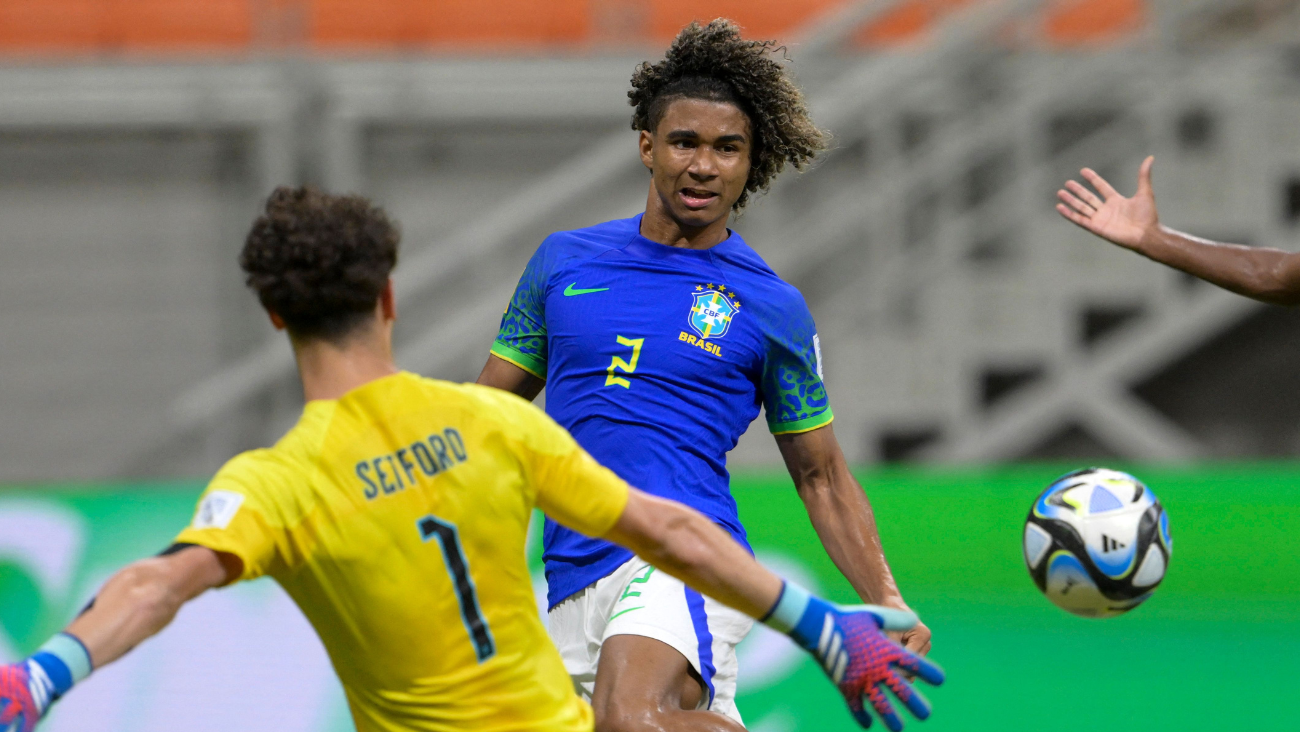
605, 335, 644, 388
418, 515, 496, 662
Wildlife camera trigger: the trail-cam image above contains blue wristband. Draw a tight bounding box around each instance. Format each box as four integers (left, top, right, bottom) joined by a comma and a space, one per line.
41, 633, 92, 683
761, 581, 813, 634
762, 582, 920, 648
26, 632, 93, 710
761, 579, 842, 654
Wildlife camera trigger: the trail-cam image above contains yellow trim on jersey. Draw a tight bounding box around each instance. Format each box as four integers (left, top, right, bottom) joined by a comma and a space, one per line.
768, 409, 835, 436
490, 342, 547, 380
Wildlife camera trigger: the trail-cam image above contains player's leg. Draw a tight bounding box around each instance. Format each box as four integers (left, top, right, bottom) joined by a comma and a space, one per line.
549, 583, 604, 699
588, 561, 753, 732
550, 558, 646, 700
591, 635, 741, 732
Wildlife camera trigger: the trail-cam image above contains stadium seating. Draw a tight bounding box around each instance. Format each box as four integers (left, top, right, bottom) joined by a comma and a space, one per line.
0, 0, 254, 54
0, 0, 1149, 56
310, 0, 591, 49
1044, 0, 1145, 45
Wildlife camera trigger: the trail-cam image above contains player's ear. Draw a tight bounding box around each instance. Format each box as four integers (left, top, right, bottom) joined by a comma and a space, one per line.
379, 279, 397, 322
639, 129, 654, 171
266, 309, 287, 331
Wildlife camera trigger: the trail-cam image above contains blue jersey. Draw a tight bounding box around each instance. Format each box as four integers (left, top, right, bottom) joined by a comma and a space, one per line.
492, 214, 833, 607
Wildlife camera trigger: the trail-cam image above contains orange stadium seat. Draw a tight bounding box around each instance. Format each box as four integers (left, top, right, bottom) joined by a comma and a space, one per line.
0, 0, 252, 54
114, 0, 252, 51
0, 0, 1148, 56
855, 0, 976, 46
0, 0, 102, 51
1044, 0, 1145, 45
645, 0, 847, 43
851, 0, 1146, 47
309, 0, 589, 49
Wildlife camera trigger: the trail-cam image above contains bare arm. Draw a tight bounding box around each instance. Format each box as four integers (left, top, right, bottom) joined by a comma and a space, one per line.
603, 489, 783, 620
600, 488, 943, 729
476, 354, 545, 401
776, 424, 931, 654
65, 546, 236, 668
1056, 156, 1300, 305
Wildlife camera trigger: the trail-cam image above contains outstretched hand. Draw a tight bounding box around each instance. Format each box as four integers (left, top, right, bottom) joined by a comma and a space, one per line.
800, 603, 944, 730
0, 662, 44, 732
1056, 156, 1159, 251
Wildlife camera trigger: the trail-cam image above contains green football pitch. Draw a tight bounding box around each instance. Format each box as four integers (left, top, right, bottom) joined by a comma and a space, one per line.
731, 464, 1300, 731
2, 463, 1296, 731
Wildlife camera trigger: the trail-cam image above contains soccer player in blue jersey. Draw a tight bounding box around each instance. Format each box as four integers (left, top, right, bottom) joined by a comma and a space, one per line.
477, 20, 933, 732
0, 189, 943, 732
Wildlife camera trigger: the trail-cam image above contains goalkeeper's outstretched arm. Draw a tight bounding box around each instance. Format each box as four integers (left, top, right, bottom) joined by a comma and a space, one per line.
599, 488, 945, 731
65, 546, 235, 666
0, 546, 235, 732
603, 489, 783, 618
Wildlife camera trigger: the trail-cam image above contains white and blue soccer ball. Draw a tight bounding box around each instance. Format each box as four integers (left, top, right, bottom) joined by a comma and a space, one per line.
1023, 468, 1172, 618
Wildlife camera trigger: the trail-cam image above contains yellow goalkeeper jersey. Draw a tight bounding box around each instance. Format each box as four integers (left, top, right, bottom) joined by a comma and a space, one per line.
175, 372, 630, 732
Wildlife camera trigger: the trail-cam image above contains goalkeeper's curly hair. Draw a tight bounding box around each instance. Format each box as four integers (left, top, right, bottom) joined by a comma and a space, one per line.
240, 186, 399, 341
629, 18, 828, 210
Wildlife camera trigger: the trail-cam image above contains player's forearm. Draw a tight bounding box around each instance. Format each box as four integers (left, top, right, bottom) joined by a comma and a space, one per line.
605, 491, 782, 619
67, 549, 227, 667
778, 429, 908, 607
1139, 226, 1300, 305
800, 470, 906, 608
0, 547, 229, 727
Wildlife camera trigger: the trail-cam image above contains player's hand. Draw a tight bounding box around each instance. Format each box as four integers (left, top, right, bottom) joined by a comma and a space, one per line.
894, 618, 932, 656
0, 662, 47, 732
793, 600, 944, 730
1056, 156, 1159, 251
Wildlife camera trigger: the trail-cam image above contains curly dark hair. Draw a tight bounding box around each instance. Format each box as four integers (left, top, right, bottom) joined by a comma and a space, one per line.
239, 186, 399, 341
629, 18, 828, 210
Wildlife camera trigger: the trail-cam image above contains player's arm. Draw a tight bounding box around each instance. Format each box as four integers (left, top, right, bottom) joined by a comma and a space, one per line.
477, 240, 553, 400
66, 546, 237, 665
605, 489, 781, 617
601, 489, 943, 731
477, 354, 544, 400
778, 424, 931, 656
1056, 156, 1300, 305
518, 399, 944, 730
603, 488, 942, 729
0, 546, 237, 732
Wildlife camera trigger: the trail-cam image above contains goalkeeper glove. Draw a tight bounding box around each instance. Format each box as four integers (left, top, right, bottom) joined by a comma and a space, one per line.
0, 633, 93, 732
762, 582, 944, 731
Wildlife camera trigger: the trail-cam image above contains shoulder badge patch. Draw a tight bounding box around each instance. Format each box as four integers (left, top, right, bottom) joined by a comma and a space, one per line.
689, 284, 740, 339
192, 490, 245, 530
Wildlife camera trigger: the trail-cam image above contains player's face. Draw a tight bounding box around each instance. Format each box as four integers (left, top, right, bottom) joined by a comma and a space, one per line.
641, 98, 752, 228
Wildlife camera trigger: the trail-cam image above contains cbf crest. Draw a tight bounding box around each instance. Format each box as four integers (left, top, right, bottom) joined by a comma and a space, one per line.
689, 284, 740, 339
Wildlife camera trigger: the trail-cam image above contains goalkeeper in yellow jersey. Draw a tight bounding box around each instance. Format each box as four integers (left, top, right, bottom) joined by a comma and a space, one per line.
0, 188, 942, 732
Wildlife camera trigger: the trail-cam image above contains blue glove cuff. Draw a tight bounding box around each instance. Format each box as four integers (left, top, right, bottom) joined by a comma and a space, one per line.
26, 631, 93, 713
760, 581, 812, 634
38, 633, 93, 684
761, 581, 843, 655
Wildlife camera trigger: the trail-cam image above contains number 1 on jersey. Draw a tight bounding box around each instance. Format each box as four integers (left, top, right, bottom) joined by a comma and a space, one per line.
605, 335, 644, 388
418, 515, 496, 662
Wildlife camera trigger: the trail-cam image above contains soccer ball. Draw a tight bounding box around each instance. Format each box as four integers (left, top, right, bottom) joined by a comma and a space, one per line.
1023, 468, 1172, 618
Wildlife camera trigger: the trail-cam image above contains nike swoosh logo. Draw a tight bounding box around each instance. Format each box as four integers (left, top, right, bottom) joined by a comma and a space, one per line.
563, 283, 609, 296
608, 606, 645, 621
